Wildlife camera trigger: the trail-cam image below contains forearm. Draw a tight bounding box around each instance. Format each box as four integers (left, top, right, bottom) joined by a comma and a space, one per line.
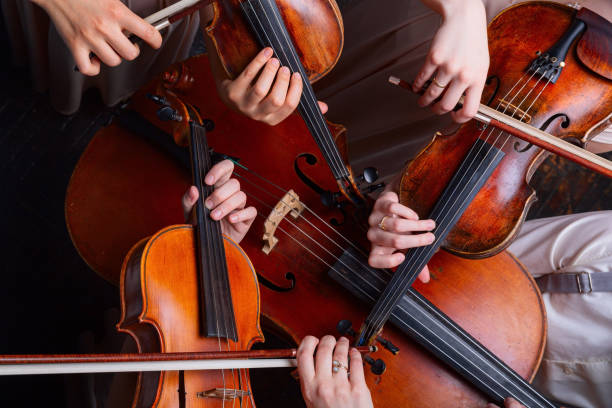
419, 0, 486, 19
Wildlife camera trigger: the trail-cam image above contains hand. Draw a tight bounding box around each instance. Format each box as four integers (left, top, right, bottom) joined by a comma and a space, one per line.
181, 160, 256, 244
218, 47, 328, 125
487, 398, 526, 408
32, 0, 162, 76
413, 0, 489, 123
297, 336, 373, 408
367, 191, 435, 283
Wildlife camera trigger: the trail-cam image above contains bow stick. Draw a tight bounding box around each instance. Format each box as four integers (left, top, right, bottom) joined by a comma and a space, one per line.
389, 75, 612, 179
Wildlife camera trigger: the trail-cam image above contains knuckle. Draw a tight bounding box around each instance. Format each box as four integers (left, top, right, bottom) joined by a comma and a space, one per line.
366, 228, 377, 242
226, 88, 240, 103
429, 50, 444, 66
440, 101, 455, 112
269, 95, 284, 108
107, 2, 123, 19
317, 384, 334, 401
391, 236, 404, 249
252, 85, 268, 99
457, 70, 472, 84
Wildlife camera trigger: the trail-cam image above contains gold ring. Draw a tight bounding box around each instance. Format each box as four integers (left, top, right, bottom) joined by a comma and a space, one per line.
332, 360, 349, 373
431, 77, 447, 88
378, 215, 389, 231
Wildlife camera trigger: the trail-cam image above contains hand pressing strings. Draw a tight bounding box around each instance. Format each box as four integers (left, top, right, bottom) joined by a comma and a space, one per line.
182, 159, 256, 244
366, 191, 435, 283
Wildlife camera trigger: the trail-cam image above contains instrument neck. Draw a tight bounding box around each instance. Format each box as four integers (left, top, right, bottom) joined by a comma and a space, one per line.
357, 139, 505, 345
189, 121, 238, 341
240, 0, 353, 185
330, 248, 560, 408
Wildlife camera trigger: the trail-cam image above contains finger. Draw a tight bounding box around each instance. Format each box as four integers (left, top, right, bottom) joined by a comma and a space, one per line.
260, 65, 291, 112
373, 191, 399, 209
417, 265, 430, 283
205, 178, 240, 210
120, 8, 162, 49
264, 71, 303, 126
348, 348, 366, 387
413, 55, 438, 92
73, 45, 101, 76
366, 228, 435, 250
377, 200, 419, 221
419, 69, 452, 107
332, 337, 350, 380
505, 398, 525, 408
297, 336, 319, 384
234, 47, 274, 88
318, 101, 328, 114
368, 251, 405, 269
210, 191, 247, 221
182, 186, 199, 221
204, 159, 234, 186
106, 28, 140, 61
314, 335, 336, 380
486, 405, 500, 408
451, 80, 485, 123
89, 39, 122, 67
432, 78, 466, 116
228, 206, 257, 225
378, 217, 435, 234
246, 58, 280, 105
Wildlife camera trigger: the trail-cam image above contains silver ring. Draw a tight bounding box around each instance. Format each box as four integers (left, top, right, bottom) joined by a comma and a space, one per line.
332, 360, 349, 373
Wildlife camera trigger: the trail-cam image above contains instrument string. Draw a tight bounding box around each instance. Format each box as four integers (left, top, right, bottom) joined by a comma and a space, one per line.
243, 201, 553, 408
242, 0, 350, 181
230, 159, 367, 257
195, 130, 230, 404
199, 154, 553, 406
362, 67, 553, 344
232, 170, 367, 257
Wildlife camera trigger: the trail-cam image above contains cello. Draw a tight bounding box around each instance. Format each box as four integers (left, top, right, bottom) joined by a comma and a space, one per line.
66, 54, 549, 407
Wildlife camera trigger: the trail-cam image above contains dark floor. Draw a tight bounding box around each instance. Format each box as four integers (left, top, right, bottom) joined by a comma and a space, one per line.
0, 23, 611, 408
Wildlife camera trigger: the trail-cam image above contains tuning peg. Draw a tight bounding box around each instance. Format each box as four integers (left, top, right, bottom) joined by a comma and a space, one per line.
156, 106, 183, 122
376, 337, 400, 355
202, 119, 215, 132
337, 320, 357, 337
146, 93, 169, 106
361, 183, 385, 195
363, 356, 386, 375
357, 167, 379, 184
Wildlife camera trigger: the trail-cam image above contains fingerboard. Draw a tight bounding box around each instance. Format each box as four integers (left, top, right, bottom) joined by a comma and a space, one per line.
190, 122, 238, 341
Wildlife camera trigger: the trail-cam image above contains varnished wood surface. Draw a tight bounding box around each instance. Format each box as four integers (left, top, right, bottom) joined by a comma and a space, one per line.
0, 17, 610, 408
66, 55, 546, 407
118, 225, 263, 407
400, 2, 612, 258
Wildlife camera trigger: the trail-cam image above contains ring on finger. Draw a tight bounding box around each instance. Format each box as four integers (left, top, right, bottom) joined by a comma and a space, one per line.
332, 360, 349, 373
378, 215, 390, 231
431, 76, 447, 88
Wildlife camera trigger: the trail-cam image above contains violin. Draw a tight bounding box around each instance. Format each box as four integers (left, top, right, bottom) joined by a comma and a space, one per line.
356, 2, 612, 347
66, 55, 549, 407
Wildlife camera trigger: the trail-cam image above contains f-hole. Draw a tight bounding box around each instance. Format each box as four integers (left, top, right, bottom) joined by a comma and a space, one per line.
294, 153, 346, 226
257, 272, 296, 292
514, 113, 571, 152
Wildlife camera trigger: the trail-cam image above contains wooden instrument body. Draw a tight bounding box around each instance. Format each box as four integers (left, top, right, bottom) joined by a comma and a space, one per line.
118, 225, 263, 407
206, 0, 344, 82
400, 2, 612, 258
67, 55, 546, 407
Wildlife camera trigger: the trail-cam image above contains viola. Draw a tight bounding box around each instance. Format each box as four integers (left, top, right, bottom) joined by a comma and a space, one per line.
356, 2, 612, 347
118, 100, 265, 406
66, 55, 550, 407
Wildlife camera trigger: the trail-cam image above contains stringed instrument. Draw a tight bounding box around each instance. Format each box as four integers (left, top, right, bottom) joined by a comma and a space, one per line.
118, 105, 264, 406
355, 0, 611, 365
66, 55, 551, 407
